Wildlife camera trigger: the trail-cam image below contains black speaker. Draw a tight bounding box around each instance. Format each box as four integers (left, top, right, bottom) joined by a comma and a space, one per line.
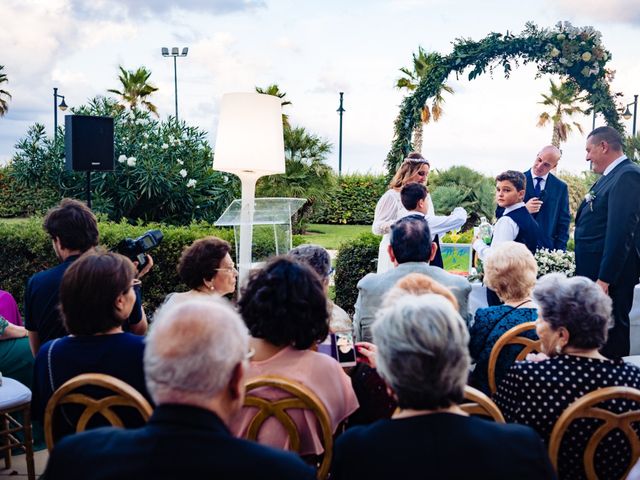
65, 115, 114, 171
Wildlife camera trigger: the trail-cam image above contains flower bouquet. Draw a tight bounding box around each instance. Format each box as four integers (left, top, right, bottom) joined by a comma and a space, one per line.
534, 248, 575, 277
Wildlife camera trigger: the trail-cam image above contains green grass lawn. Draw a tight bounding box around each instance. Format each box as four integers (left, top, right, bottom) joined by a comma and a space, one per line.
300, 224, 371, 250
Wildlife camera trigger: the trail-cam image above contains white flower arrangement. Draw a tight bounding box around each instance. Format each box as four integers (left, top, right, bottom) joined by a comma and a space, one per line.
584, 190, 596, 210
534, 248, 575, 277
543, 22, 608, 78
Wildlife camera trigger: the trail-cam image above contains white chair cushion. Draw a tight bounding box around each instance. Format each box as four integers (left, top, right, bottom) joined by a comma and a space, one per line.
0, 377, 32, 409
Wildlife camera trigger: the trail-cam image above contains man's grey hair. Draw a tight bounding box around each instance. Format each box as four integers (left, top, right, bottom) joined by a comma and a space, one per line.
533, 273, 613, 350
144, 298, 249, 402
372, 294, 470, 410
288, 244, 331, 279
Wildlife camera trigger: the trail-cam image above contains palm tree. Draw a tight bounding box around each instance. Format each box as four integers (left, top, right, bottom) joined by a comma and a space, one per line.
0, 65, 12, 117
108, 66, 159, 116
396, 47, 453, 152
256, 84, 292, 130
537, 79, 587, 147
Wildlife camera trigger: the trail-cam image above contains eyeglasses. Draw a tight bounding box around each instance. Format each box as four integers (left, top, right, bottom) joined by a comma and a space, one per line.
214, 267, 238, 274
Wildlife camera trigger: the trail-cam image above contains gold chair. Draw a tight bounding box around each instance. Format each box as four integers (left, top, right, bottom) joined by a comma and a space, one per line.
460, 385, 505, 423
44, 373, 153, 451
548, 386, 640, 480
0, 377, 35, 480
244, 375, 333, 480
487, 321, 541, 394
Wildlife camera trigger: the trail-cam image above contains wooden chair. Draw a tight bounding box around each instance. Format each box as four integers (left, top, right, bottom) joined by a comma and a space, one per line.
487, 321, 541, 394
460, 385, 505, 423
44, 373, 153, 451
0, 377, 35, 480
244, 375, 333, 480
548, 386, 640, 480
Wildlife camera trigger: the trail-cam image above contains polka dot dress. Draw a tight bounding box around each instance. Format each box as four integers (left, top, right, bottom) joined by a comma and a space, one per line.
494, 355, 640, 479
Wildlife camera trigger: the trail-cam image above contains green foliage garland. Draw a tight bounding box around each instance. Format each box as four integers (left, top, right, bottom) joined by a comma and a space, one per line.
387, 22, 622, 173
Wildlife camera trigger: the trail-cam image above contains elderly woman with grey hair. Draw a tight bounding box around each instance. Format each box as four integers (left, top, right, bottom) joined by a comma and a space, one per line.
332, 294, 554, 479
494, 273, 640, 480
288, 244, 352, 332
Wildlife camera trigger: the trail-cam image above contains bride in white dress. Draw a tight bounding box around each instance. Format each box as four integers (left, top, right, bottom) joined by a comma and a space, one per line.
372, 153, 432, 273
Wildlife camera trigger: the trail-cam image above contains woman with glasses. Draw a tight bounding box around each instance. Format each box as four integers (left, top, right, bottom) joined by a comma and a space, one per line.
373, 152, 432, 274
164, 236, 238, 307
31, 251, 151, 440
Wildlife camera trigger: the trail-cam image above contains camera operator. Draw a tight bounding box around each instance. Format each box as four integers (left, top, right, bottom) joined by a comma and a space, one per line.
25, 199, 150, 356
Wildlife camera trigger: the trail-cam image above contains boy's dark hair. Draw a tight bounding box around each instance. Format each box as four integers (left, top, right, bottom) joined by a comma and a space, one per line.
43, 198, 99, 252
400, 182, 428, 211
496, 170, 526, 191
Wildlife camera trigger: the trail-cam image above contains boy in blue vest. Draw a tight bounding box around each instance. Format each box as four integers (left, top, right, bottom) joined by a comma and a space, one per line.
473, 170, 543, 305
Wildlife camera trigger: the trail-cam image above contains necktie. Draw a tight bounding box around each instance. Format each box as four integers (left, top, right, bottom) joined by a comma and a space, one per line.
534, 177, 543, 198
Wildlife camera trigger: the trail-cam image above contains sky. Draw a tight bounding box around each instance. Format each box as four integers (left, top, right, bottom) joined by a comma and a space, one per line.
0, 0, 639, 177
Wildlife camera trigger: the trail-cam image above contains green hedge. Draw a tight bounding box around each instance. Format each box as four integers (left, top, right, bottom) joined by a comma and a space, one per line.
0, 218, 305, 316
334, 232, 380, 316
310, 174, 387, 224
0, 169, 59, 218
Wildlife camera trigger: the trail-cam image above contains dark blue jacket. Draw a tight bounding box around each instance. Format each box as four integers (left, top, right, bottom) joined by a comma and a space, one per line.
45, 404, 316, 480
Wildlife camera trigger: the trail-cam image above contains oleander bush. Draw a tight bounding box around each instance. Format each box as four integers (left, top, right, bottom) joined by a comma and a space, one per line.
334, 232, 380, 315
0, 218, 305, 316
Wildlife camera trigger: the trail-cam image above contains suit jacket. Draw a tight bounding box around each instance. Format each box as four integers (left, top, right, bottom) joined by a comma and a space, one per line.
496, 171, 570, 250
44, 404, 316, 480
574, 159, 640, 284
353, 262, 471, 341
331, 413, 555, 480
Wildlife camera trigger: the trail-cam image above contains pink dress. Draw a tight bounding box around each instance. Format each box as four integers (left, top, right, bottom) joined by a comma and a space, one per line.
231, 346, 359, 455
0, 290, 22, 326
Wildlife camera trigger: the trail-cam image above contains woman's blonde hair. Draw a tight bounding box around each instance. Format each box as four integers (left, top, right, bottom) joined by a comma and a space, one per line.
484, 242, 537, 302
383, 273, 459, 310
388, 152, 430, 189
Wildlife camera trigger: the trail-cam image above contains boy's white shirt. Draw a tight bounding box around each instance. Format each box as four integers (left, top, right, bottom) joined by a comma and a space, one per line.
472, 201, 525, 262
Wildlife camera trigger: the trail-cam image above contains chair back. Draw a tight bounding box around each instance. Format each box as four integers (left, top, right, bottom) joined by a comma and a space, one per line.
460, 385, 505, 422
487, 321, 541, 394
244, 375, 333, 480
44, 373, 153, 451
548, 386, 640, 480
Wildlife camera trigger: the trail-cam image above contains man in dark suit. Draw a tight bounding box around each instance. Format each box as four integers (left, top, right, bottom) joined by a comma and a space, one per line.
44, 299, 315, 480
575, 126, 640, 358
497, 145, 570, 250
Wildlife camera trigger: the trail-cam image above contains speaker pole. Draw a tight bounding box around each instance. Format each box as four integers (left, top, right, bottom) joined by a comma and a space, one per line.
86, 171, 92, 208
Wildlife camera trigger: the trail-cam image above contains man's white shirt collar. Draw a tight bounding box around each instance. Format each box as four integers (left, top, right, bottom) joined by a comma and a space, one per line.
603, 155, 627, 176
530, 169, 550, 183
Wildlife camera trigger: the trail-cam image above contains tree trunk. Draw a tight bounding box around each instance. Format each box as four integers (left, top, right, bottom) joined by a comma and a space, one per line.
551, 123, 561, 148
412, 123, 424, 153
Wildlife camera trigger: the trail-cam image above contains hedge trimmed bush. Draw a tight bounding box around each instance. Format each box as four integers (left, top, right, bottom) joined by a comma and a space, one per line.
310, 174, 387, 224
0, 218, 304, 316
334, 232, 380, 316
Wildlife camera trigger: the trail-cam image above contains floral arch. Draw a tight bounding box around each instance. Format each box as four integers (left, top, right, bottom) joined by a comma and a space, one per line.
386, 22, 622, 172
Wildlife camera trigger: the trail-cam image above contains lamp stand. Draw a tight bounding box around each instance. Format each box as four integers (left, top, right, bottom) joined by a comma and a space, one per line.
237, 172, 262, 293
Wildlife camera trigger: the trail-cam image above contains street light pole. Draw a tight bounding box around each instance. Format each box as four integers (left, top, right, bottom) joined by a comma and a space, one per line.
161, 47, 189, 122
53, 87, 68, 141
337, 92, 345, 176
622, 94, 638, 137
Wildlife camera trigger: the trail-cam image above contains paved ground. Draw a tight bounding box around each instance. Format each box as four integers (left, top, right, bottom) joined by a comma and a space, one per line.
0, 450, 48, 478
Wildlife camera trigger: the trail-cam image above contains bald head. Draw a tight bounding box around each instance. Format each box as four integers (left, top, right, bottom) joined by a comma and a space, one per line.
532, 145, 561, 177
145, 299, 249, 404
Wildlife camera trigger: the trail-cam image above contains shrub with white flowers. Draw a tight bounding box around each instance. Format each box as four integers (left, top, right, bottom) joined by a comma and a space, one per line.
534, 248, 575, 277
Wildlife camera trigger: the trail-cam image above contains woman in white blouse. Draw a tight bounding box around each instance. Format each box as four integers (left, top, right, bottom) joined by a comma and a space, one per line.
372, 153, 433, 273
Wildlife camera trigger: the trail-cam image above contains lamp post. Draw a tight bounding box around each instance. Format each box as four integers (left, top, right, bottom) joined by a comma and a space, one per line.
622, 94, 638, 137
161, 47, 188, 122
337, 92, 345, 176
53, 87, 68, 141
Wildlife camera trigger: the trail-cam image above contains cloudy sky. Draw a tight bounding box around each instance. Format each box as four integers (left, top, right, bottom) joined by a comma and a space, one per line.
1, 0, 639, 176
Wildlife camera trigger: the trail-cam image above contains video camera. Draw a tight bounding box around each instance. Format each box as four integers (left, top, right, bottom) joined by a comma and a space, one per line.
114, 229, 163, 270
